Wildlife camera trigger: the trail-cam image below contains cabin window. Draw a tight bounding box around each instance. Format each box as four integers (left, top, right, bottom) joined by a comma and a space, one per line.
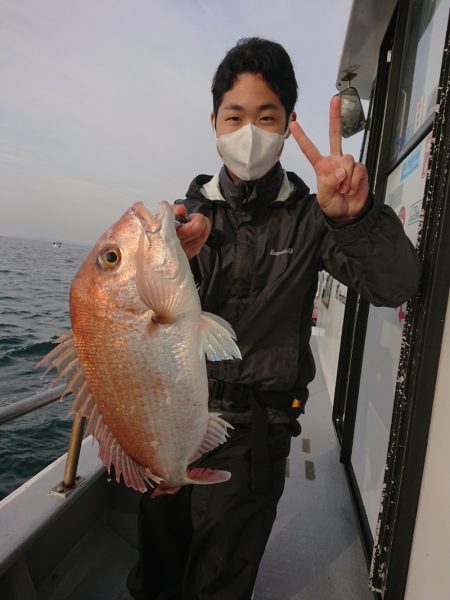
391, 0, 450, 159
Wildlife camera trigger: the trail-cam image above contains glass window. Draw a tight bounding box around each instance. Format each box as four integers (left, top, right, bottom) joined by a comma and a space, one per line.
392, 0, 450, 158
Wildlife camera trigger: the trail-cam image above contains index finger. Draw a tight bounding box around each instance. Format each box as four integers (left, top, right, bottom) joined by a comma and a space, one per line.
290, 121, 322, 167
176, 213, 210, 242
171, 202, 186, 219
329, 95, 342, 156
176, 213, 211, 259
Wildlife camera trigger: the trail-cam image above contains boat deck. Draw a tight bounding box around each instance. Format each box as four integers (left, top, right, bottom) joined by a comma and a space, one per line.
0, 344, 377, 600
67, 347, 375, 600
253, 343, 375, 599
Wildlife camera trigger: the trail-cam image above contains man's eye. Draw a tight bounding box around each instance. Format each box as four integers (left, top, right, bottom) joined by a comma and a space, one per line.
260, 115, 275, 122
226, 116, 240, 122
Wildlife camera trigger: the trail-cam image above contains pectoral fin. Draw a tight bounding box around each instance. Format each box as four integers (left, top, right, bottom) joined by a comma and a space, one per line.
200, 311, 242, 361
135, 232, 187, 323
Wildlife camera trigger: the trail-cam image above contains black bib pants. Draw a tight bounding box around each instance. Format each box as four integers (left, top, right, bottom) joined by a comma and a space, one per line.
127, 424, 292, 600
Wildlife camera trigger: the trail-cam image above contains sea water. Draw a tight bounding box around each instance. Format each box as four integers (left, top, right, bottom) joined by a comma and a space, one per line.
0, 235, 89, 500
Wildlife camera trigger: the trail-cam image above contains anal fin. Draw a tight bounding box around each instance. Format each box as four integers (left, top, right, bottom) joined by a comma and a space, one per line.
188, 412, 233, 464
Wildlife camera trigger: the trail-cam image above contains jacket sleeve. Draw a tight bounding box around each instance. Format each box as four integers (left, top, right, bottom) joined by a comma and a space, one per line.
319, 196, 421, 307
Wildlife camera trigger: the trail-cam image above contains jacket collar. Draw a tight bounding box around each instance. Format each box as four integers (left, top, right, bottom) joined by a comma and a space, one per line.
201, 165, 296, 204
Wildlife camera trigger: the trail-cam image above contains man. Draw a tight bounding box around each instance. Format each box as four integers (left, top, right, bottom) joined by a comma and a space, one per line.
128, 37, 420, 600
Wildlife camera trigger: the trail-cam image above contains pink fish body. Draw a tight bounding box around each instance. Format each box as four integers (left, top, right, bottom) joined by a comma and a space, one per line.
40, 201, 241, 493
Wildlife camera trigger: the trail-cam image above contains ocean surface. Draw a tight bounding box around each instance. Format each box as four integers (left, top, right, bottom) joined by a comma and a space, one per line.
0, 235, 89, 501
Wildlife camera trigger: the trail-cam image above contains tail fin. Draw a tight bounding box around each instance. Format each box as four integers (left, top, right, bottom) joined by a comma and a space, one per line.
185, 467, 231, 486
152, 468, 231, 496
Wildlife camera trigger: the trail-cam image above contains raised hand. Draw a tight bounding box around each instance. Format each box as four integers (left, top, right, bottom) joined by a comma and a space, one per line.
290, 96, 369, 224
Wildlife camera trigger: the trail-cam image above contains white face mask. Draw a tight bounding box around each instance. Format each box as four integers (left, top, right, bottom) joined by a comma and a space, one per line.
216, 123, 285, 181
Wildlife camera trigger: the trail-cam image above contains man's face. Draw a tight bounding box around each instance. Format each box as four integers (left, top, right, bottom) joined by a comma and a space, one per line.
213, 72, 289, 136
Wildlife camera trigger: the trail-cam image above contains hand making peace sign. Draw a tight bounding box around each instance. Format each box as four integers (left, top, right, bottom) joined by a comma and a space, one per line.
290, 95, 369, 224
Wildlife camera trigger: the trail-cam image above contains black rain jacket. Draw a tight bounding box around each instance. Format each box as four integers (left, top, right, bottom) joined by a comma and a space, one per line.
181, 165, 420, 413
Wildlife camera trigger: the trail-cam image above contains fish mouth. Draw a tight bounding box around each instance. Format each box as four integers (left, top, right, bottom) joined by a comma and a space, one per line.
132, 201, 170, 234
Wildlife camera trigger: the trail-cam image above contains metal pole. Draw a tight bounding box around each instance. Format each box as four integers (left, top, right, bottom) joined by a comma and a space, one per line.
63, 412, 85, 489
0, 383, 67, 425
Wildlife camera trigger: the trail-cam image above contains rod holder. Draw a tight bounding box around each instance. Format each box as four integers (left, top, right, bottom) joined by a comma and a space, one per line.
63, 412, 85, 489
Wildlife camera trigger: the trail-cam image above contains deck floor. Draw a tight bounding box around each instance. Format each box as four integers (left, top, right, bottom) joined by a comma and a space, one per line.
253, 341, 375, 600
51, 343, 375, 600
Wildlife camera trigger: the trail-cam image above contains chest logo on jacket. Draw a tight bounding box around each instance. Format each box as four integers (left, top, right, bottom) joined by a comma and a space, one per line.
270, 248, 294, 256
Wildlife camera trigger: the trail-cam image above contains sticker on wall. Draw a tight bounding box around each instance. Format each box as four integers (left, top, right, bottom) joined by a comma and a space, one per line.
400, 146, 421, 182
414, 96, 424, 132
396, 303, 407, 323
311, 327, 325, 337
335, 283, 347, 305
408, 200, 422, 225
421, 133, 433, 178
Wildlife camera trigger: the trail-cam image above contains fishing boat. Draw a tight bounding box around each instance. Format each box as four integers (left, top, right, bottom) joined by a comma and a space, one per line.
52, 242, 62, 249
0, 340, 373, 600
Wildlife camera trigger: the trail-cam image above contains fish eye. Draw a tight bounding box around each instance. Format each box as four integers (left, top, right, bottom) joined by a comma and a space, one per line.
98, 247, 122, 269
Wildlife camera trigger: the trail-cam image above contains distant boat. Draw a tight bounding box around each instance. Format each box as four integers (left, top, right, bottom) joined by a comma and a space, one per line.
52, 241, 62, 248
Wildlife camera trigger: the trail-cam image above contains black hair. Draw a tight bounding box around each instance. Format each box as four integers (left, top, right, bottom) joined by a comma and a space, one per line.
211, 37, 298, 123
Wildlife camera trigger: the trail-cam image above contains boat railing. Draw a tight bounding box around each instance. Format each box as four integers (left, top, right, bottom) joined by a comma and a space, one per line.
0, 383, 67, 425
0, 385, 85, 494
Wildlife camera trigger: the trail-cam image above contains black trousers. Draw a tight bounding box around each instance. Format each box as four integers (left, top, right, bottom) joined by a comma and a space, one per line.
127, 424, 292, 600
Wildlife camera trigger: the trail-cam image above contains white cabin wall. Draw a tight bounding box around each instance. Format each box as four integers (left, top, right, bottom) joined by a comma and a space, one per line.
404, 293, 450, 600
313, 275, 347, 402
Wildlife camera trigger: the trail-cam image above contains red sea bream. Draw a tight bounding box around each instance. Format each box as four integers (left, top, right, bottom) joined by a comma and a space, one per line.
39, 201, 241, 493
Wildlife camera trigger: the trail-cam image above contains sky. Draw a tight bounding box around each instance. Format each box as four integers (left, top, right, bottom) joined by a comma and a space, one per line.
0, 0, 365, 245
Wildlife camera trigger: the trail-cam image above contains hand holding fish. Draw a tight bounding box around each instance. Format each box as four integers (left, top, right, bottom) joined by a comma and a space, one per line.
172, 204, 211, 259
290, 95, 369, 224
